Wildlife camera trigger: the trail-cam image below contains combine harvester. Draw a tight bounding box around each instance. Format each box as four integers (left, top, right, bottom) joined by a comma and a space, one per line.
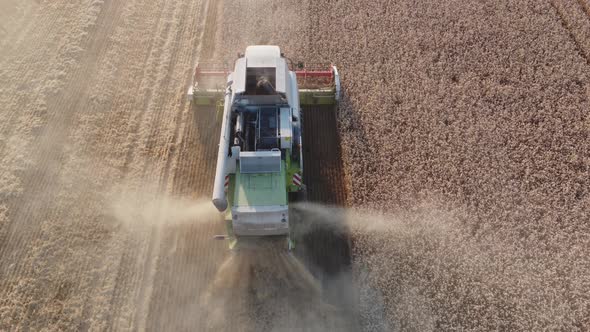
187, 45, 340, 249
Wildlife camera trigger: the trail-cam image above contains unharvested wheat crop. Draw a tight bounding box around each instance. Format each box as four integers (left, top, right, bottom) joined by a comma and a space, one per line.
302, 0, 590, 330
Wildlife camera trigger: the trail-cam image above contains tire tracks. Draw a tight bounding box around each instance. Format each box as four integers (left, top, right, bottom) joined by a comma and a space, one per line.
0, 0, 176, 330
0, 0, 124, 273
119, 0, 220, 329
578, 0, 590, 20
103, 0, 189, 328
0, 2, 129, 329
0, 2, 99, 194
0, 0, 123, 288
551, 0, 590, 66
142, 0, 229, 328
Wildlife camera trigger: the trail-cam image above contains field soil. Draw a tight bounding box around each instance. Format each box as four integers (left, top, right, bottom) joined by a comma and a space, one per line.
1, 0, 590, 331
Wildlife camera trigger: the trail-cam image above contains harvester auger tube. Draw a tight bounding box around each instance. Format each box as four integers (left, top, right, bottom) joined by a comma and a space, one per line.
187, 46, 340, 249
211, 87, 233, 212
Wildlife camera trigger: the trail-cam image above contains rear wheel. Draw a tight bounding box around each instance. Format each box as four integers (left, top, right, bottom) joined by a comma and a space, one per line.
289, 186, 308, 203
288, 188, 307, 251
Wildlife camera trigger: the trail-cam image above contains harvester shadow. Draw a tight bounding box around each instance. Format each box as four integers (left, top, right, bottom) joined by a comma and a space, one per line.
293, 97, 359, 329
298, 98, 353, 279
291, 204, 357, 316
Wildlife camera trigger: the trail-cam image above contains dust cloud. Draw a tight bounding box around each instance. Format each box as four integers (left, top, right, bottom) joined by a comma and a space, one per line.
292, 202, 579, 331
291, 202, 451, 331
198, 237, 355, 331
292, 202, 452, 238
109, 186, 219, 230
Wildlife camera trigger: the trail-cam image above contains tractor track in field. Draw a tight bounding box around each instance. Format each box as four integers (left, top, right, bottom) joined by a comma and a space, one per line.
105, 0, 213, 329
86, 0, 190, 325
0, 0, 126, 295
0, 1, 104, 256
139, 0, 226, 328
128, 1, 200, 323
299, 104, 351, 277
578, 0, 590, 20
551, 0, 590, 66
0, 0, 223, 330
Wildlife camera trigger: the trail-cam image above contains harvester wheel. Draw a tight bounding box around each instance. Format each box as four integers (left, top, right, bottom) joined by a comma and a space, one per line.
289, 186, 308, 203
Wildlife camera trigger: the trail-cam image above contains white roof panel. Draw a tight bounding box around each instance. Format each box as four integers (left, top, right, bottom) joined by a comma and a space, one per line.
233, 57, 247, 94
275, 58, 287, 94
239, 151, 282, 173
245, 46, 281, 68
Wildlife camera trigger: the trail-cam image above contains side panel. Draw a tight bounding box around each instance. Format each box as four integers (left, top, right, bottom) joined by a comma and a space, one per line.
279, 107, 292, 149
275, 58, 288, 94
288, 71, 300, 121
239, 151, 282, 174
232, 205, 289, 236
233, 58, 247, 94
225, 173, 236, 235
289, 71, 304, 180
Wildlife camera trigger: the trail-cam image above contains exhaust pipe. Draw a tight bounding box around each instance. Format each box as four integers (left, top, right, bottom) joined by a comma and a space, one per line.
212, 87, 233, 212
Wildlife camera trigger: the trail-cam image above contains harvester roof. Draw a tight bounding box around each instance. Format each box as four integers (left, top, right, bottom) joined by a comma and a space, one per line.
233, 45, 290, 98
244, 45, 281, 67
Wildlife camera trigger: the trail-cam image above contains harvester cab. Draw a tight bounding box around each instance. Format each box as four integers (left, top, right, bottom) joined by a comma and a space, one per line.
187, 45, 340, 249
